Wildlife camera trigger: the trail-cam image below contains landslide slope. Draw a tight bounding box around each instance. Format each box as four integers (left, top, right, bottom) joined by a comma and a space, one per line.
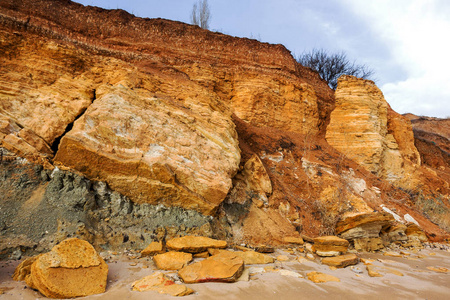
0, 0, 448, 256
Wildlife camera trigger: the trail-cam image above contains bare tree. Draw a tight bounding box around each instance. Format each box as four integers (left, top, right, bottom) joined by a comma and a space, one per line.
191, 0, 211, 29
297, 48, 374, 89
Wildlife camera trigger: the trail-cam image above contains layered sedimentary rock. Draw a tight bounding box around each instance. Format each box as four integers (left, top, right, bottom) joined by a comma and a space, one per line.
0, 0, 329, 218
0, 0, 449, 258
405, 114, 450, 188
313, 236, 349, 257
54, 84, 240, 215
166, 236, 227, 253
326, 76, 420, 185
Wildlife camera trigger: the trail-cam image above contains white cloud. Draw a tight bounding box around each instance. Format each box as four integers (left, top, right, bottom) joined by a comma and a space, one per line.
343, 0, 450, 117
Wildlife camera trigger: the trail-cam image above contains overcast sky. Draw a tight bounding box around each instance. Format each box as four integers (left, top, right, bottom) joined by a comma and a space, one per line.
75, 0, 450, 118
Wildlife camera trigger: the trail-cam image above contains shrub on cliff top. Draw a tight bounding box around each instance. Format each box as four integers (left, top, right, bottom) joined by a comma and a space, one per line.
297, 48, 374, 89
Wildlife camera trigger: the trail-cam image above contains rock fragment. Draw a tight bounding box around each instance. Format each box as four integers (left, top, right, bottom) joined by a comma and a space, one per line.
153, 251, 193, 270
132, 272, 194, 296
426, 266, 449, 273
141, 241, 165, 256
366, 265, 403, 277
276, 255, 290, 262
307, 271, 340, 283
278, 269, 303, 278
321, 254, 359, 268
178, 251, 244, 283
166, 236, 227, 253
234, 251, 274, 265
283, 236, 304, 245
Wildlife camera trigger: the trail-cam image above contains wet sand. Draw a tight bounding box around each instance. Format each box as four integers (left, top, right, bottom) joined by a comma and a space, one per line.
1, 248, 449, 300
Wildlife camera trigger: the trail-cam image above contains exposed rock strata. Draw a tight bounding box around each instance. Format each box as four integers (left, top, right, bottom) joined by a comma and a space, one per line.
313, 236, 349, 257
326, 76, 421, 188
0, 0, 449, 257
0, 160, 213, 257
54, 84, 240, 215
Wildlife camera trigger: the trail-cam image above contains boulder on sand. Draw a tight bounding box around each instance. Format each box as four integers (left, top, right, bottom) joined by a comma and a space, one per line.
21, 238, 108, 299
313, 236, 349, 257
178, 251, 244, 283
321, 254, 359, 268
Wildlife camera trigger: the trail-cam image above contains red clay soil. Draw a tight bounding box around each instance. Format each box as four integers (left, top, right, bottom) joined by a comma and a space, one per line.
233, 115, 449, 241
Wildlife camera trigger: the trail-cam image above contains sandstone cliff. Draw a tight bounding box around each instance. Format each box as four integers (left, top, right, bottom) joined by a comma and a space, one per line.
325, 76, 420, 185
0, 0, 448, 258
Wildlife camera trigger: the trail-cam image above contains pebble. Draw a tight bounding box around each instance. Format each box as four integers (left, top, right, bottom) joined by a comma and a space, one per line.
277, 255, 289, 262
278, 269, 303, 278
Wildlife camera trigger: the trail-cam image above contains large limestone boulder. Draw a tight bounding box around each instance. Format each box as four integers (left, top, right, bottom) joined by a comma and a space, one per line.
336, 212, 394, 240
178, 251, 244, 283
313, 236, 349, 257
132, 272, 194, 296
55, 85, 240, 216
25, 238, 108, 298
166, 236, 227, 253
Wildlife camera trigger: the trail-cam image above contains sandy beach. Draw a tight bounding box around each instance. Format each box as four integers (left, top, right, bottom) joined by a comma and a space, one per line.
1, 247, 449, 300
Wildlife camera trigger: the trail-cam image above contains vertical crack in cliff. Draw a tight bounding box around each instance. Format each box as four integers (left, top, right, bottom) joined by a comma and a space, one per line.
51, 89, 97, 153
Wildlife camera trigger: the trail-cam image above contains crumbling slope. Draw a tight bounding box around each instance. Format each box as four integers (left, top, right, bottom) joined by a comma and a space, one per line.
0, 0, 448, 259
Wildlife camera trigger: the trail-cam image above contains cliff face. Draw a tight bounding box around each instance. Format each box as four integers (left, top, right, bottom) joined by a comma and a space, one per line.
405, 114, 450, 172
0, 0, 332, 215
0, 0, 448, 257
325, 76, 421, 188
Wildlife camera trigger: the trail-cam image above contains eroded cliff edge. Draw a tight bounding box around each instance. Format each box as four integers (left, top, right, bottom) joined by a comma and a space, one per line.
1, 0, 448, 258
